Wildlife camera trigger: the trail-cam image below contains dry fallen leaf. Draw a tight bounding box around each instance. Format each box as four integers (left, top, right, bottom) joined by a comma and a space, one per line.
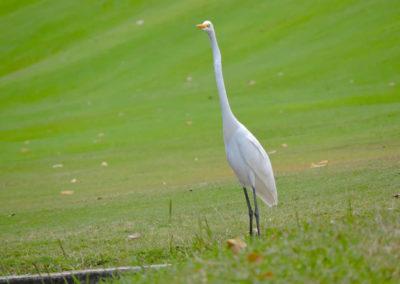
186, 76, 193, 82
71, 178, 78, 183
61, 191, 74, 195
310, 163, 326, 168
24, 140, 30, 145
227, 237, 247, 254
257, 271, 272, 279
311, 160, 329, 168
101, 161, 108, 167
392, 193, 400, 198
97, 196, 103, 200
247, 253, 262, 263
8, 213, 15, 217
281, 144, 288, 148
185, 121, 192, 126
247, 80, 256, 86
268, 150, 277, 155
97, 133, 104, 137
52, 164, 63, 168
127, 232, 143, 240
20, 148, 30, 153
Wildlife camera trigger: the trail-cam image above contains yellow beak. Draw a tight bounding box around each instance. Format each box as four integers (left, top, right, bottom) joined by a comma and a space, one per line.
196, 24, 208, 29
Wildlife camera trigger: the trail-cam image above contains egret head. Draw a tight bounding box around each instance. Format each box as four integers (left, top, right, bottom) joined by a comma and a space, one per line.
196, 20, 213, 33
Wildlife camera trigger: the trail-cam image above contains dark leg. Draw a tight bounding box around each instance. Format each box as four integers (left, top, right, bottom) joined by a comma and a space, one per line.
243, 187, 253, 236
252, 186, 261, 239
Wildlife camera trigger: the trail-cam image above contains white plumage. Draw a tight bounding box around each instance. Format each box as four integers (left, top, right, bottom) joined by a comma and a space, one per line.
197, 20, 277, 237
227, 127, 277, 206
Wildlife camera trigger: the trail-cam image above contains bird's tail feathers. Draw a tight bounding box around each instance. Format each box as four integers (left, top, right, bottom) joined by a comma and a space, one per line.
255, 176, 278, 207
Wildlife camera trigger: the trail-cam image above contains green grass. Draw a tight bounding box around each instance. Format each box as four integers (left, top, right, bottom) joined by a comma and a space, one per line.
0, 0, 399, 282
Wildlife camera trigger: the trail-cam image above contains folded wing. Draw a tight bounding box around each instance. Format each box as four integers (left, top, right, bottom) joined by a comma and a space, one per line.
236, 130, 278, 207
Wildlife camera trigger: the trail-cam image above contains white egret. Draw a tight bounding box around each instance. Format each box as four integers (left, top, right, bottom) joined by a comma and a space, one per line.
196, 20, 277, 238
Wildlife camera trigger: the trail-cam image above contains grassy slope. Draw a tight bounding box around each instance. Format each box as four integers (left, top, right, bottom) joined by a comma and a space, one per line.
0, 0, 399, 281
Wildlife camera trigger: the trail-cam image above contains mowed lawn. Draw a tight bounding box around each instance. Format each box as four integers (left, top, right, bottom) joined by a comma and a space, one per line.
0, 0, 399, 282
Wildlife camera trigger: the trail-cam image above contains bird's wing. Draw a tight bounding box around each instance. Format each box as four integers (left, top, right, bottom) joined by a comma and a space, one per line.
236, 129, 278, 207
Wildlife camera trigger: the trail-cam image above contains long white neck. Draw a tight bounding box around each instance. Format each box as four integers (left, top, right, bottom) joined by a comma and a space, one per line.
207, 30, 240, 143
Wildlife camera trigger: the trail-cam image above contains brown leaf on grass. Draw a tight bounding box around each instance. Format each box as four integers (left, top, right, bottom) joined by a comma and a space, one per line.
8, 213, 15, 217
268, 150, 277, 155
127, 232, 142, 240
97, 133, 104, 137
247, 80, 256, 86
61, 191, 74, 195
71, 178, 78, 183
24, 140, 30, 145
257, 271, 272, 279
392, 193, 400, 198
186, 76, 193, 82
185, 121, 192, 126
310, 163, 326, 168
52, 164, 63, 168
310, 160, 329, 168
271, 233, 278, 240
20, 148, 30, 153
97, 196, 103, 200
247, 253, 262, 263
101, 161, 108, 167
227, 237, 246, 254
281, 144, 288, 148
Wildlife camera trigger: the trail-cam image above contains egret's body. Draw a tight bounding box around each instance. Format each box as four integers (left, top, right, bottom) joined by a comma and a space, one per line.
197, 21, 277, 237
